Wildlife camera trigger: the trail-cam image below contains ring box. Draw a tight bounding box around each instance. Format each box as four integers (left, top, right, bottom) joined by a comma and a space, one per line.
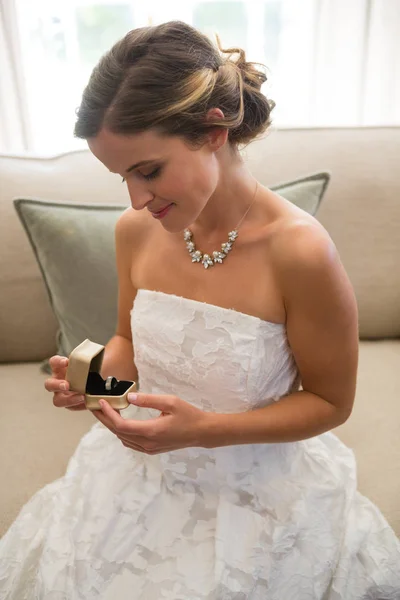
65, 338, 137, 411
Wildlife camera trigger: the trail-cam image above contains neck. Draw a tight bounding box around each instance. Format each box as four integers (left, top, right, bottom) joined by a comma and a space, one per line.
191, 165, 258, 242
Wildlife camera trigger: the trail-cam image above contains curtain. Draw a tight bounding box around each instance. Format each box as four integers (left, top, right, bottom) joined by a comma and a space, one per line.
364, 0, 400, 124
0, 0, 31, 152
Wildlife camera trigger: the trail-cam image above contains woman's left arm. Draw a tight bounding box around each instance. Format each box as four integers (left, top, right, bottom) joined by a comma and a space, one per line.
201, 221, 359, 448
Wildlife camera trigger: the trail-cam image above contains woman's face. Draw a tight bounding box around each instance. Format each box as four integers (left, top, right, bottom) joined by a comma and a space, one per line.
88, 127, 223, 233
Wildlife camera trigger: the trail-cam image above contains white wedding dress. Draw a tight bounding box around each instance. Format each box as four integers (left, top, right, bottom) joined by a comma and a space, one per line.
1, 288, 399, 600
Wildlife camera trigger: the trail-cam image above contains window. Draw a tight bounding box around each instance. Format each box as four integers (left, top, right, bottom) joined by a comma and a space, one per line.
2, 0, 399, 154
194, 2, 248, 49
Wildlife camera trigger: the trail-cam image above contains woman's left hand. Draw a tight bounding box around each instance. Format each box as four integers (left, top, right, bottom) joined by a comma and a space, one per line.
92, 393, 211, 454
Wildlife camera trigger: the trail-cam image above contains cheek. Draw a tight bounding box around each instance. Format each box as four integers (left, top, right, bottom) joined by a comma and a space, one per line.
187, 155, 219, 195
167, 161, 216, 202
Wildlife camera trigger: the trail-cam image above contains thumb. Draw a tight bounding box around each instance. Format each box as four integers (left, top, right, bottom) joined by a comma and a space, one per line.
127, 393, 176, 412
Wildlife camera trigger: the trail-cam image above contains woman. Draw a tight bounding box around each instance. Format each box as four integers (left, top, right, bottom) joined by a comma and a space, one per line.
1, 20, 399, 599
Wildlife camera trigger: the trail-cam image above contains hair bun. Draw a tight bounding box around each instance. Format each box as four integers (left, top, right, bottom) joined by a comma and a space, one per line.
216, 37, 266, 93
215, 35, 275, 146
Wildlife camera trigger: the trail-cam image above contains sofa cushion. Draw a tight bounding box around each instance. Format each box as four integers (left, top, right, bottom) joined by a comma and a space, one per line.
13, 172, 329, 372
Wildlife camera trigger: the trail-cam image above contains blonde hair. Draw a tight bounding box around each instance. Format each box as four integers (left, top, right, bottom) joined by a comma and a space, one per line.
74, 20, 275, 147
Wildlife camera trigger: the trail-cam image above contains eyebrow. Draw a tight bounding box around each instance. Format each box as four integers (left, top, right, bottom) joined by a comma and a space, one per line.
125, 159, 159, 173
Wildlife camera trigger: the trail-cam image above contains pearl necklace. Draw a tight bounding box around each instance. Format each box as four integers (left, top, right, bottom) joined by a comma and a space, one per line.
183, 182, 259, 269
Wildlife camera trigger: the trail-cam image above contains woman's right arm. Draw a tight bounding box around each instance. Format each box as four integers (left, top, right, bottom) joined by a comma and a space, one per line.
45, 208, 140, 409
99, 208, 140, 384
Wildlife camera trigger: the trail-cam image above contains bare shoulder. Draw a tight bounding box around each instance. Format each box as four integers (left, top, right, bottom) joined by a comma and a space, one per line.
270, 210, 357, 325
115, 206, 151, 250
271, 213, 336, 273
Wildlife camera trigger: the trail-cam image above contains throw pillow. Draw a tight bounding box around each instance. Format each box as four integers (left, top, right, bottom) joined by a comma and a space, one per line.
270, 172, 330, 215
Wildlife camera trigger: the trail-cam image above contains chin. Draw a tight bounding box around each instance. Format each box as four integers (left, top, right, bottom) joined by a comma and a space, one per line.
160, 211, 199, 235
161, 221, 190, 235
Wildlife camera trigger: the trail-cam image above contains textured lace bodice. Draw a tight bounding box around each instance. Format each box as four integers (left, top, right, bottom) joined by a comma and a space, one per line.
130, 288, 302, 415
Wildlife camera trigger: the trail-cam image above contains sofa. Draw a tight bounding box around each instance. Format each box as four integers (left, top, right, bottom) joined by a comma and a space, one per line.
1, 126, 399, 539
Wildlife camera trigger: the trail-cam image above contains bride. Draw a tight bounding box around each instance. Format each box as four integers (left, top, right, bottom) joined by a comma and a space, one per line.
1, 19, 399, 600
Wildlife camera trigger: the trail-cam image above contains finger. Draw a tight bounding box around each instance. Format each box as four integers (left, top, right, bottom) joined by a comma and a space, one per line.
45, 378, 70, 392
53, 392, 85, 408
65, 396, 87, 408
110, 414, 159, 437
98, 400, 125, 429
49, 356, 68, 374
118, 433, 148, 446
97, 401, 156, 440
91, 407, 119, 433
96, 402, 121, 417
119, 441, 145, 453
127, 393, 176, 414
66, 403, 87, 411
119, 440, 167, 455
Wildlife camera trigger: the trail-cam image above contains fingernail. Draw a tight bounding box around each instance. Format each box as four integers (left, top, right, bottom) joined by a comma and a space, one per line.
128, 393, 138, 402
60, 383, 68, 391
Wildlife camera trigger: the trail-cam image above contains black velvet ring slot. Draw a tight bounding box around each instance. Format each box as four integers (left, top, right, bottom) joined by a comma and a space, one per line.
86, 372, 133, 396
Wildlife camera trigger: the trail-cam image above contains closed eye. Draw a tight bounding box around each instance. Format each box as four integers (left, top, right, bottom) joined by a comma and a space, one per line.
142, 167, 161, 181
121, 167, 161, 183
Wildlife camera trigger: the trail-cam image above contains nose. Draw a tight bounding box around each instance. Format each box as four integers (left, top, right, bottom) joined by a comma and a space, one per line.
126, 180, 155, 211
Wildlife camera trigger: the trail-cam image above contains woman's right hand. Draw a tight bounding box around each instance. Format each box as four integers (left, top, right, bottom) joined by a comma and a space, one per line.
45, 355, 87, 411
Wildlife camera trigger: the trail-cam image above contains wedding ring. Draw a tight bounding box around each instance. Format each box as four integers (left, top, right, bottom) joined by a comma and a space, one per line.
105, 376, 116, 391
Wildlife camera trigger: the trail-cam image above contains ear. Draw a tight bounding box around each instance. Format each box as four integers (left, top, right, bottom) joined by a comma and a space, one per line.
205, 107, 228, 151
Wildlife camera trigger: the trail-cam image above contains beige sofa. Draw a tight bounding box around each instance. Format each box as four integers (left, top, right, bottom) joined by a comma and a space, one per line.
1, 126, 399, 539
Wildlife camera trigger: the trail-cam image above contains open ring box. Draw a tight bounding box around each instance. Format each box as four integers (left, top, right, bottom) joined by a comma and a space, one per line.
65, 338, 138, 411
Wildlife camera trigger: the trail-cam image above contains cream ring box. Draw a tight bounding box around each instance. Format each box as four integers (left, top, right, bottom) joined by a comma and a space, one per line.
65, 338, 137, 411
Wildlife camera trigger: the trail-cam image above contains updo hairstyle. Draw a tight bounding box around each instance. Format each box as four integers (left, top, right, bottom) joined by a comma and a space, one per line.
74, 20, 275, 148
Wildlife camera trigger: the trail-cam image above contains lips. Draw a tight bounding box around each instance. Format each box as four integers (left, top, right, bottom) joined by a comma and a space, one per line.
150, 203, 172, 215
